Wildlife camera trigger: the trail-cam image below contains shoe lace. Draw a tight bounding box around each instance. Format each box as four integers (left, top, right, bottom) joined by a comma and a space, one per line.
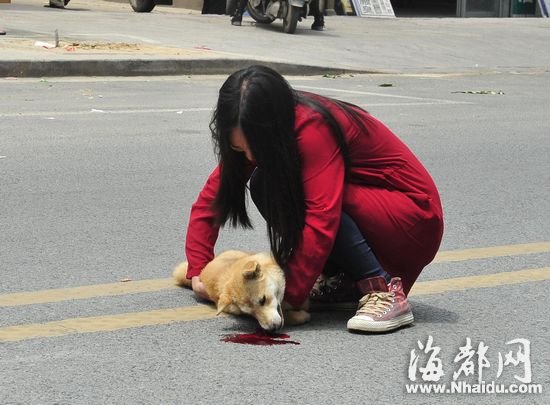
356, 292, 394, 317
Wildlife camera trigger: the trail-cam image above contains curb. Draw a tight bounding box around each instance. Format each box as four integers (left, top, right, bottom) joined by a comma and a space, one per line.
0, 58, 376, 77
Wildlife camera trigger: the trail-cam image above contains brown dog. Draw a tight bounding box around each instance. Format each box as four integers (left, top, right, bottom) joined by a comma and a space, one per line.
173, 250, 310, 331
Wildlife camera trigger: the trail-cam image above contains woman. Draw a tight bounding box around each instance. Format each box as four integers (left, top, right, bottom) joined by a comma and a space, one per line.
185, 65, 444, 333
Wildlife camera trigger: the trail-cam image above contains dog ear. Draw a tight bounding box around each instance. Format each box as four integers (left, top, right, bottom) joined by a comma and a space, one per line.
242, 261, 261, 280
216, 293, 232, 315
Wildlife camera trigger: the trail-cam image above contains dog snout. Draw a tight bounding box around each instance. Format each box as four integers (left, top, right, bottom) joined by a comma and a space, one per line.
260, 313, 284, 332
260, 316, 283, 332
264, 321, 283, 332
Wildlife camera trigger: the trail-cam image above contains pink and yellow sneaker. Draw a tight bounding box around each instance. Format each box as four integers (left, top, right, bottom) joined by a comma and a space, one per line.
347, 276, 414, 333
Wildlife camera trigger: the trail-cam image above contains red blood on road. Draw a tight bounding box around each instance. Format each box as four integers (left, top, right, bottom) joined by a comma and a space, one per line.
220, 329, 300, 345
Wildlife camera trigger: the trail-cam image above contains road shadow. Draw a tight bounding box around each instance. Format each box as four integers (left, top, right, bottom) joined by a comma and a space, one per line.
248, 21, 338, 38
217, 302, 458, 336
409, 301, 460, 324
44, 5, 92, 12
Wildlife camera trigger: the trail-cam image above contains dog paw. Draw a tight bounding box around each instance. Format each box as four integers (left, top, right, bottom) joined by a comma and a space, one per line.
172, 262, 192, 288
284, 309, 311, 326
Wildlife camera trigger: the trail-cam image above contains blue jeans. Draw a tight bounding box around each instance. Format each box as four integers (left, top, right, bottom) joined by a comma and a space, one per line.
249, 169, 389, 282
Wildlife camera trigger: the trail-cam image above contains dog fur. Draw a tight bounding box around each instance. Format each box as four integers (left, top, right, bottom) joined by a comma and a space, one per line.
173, 250, 310, 331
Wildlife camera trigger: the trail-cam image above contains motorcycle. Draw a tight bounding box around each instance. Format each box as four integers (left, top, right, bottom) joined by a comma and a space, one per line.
228, 0, 313, 34
129, 0, 311, 34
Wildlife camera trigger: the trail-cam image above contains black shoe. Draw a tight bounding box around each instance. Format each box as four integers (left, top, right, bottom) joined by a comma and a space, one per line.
311, 18, 324, 31
231, 14, 243, 26
49, 0, 65, 8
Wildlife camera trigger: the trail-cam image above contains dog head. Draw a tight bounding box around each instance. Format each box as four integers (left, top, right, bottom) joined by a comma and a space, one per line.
217, 254, 286, 331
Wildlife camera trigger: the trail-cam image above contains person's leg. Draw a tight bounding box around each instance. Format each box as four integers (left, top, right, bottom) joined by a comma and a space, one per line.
231, 0, 247, 26
310, 212, 389, 310
343, 183, 443, 296
341, 185, 437, 332
329, 212, 390, 282
328, 214, 413, 332
310, 0, 325, 30
251, 170, 413, 332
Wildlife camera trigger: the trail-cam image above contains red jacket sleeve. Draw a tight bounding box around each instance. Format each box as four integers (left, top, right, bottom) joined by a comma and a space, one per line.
283, 114, 345, 307
184, 165, 222, 279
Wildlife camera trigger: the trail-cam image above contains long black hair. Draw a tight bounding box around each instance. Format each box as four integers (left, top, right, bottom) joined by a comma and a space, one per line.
209, 65, 366, 268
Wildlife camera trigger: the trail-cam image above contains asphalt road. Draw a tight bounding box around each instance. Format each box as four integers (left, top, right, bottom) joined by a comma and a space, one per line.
1, 72, 549, 404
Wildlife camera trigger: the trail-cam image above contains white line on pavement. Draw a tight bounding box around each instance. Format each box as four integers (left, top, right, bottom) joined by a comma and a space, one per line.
0, 100, 466, 118
295, 85, 472, 104
0, 108, 213, 118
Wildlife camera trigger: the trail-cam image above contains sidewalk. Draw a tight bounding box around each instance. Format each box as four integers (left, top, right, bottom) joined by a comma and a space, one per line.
1, 0, 549, 77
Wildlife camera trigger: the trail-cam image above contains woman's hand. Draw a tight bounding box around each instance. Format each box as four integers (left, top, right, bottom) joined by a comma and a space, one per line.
191, 276, 210, 301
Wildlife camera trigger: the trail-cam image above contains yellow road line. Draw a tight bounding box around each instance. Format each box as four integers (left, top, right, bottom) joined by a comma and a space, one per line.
410, 267, 550, 296
432, 241, 550, 263
0, 305, 219, 343
1, 241, 549, 308
0, 278, 177, 308
1, 267, 549, 343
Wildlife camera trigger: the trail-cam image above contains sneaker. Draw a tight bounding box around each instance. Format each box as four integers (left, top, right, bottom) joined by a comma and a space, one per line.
49, 0, 65, 8
311, 15, 325, 31
309, 273, 362, 311
231, 14, 243, 26
311, 21, 324, 31
347, 277, 414, 332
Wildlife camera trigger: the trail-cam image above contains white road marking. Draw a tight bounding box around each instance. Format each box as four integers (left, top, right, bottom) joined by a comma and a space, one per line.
357, 102, 467, 107
295, 85, 472, 105
0, 100, 463, 118
0, 108, 213, 118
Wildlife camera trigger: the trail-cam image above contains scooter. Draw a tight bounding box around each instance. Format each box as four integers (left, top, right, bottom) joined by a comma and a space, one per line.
228, 0, 313, 34
130, 0, 311, 34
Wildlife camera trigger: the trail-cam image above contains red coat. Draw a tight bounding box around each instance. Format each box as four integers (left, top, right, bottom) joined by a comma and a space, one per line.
185, 100, 444, 307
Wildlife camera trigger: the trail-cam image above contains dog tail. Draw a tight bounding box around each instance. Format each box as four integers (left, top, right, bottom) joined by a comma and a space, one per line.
172, 262, 192, 289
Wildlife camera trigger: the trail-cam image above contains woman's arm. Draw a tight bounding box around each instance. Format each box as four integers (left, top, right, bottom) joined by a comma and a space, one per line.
284, 114, 346, 307
184, 162, 256, 280
184, 165, 223, 280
